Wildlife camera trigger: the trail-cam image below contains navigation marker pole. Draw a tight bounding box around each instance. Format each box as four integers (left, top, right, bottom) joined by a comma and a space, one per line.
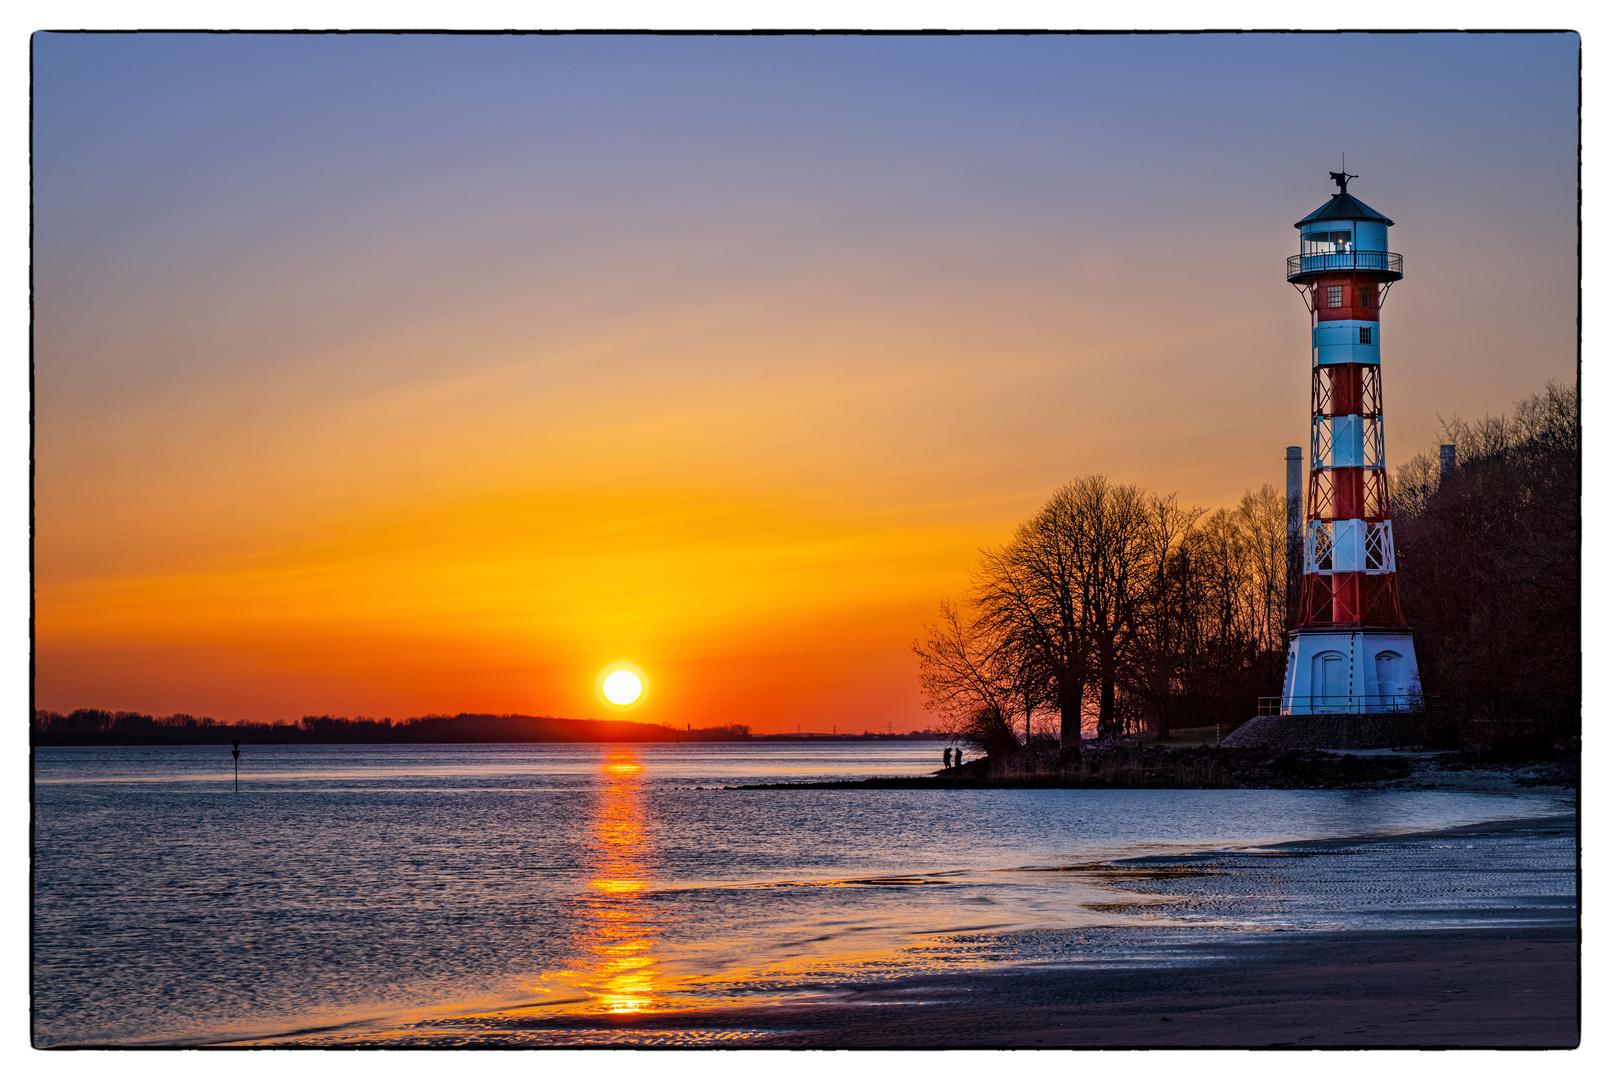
231, 739, 240, 793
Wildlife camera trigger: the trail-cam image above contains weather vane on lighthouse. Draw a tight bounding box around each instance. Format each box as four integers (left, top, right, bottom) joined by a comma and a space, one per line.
1280, 172, 1421, 715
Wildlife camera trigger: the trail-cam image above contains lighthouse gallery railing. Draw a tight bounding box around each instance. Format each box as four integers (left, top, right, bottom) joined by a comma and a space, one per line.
1287, 250, 1403, 280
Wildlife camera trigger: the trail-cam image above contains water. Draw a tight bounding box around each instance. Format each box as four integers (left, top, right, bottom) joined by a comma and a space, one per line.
32, 742, 1575, 1047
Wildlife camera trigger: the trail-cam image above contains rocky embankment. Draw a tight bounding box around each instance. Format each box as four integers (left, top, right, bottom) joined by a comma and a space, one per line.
1219, 712, 1424, 750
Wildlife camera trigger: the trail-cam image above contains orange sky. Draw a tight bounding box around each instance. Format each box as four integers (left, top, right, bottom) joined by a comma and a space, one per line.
32, 34, 1578, 731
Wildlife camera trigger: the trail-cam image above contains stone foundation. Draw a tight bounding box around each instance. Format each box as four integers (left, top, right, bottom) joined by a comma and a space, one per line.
1221, 712, 1425, 750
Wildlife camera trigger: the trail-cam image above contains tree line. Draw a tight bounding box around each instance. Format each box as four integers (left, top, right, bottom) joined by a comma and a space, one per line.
915, 476, 1288, 762
916, 381, 1579, 760
31, 710, 752, 746
1389, 381, 1579, 725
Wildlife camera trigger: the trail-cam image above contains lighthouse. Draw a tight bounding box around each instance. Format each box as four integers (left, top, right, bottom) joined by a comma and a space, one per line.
1280, 171, 1421, 714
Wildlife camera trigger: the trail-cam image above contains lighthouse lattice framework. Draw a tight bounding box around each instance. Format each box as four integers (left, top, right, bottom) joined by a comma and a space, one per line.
1280, 172, 1421, 715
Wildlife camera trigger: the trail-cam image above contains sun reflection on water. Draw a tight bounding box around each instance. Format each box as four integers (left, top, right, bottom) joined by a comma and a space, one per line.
578, 749, 660, 1014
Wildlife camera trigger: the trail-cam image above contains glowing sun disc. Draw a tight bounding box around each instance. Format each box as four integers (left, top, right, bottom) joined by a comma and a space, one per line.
602, 670, 643, 706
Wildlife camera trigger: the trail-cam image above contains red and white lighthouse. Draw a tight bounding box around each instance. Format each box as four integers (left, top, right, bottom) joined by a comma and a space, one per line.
1280, 172, 1421, 714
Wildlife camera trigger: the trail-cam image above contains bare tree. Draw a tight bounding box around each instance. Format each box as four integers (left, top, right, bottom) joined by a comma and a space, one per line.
1236, 484, 1288, 655
912, 601, 1023, 758
972, 485, 1093, 761
1389, 448, 1439, 521
1069, 477, 1151, 739
968, 476, 1152, 755
1125, 493, 1203, 741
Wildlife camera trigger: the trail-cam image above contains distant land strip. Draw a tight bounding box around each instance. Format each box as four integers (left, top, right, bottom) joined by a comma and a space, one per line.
734, 744, 1578, 791
31, 709, 943, 746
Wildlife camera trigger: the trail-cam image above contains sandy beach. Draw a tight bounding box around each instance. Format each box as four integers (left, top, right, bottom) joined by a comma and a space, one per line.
380, 927, 1573, 1048
258, 925, 1574, 1049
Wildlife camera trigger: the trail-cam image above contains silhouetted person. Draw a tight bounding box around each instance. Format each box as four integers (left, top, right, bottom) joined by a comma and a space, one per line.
943, 748, 952, 769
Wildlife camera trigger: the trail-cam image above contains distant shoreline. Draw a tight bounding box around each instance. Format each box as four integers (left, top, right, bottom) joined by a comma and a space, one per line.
33, 734, 946, 746
31, 708, 943, 747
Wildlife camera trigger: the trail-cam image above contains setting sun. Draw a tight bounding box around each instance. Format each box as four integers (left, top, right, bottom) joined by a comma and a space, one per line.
602, 670, 642, 706
595, 662, 649, 711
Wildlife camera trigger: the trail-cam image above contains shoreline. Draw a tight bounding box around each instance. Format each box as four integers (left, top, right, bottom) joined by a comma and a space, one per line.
734, 746, 1578, 795
202, 812, 1578, 1050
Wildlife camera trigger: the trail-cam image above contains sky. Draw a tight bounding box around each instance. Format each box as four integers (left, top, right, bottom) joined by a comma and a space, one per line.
31, 31, 1579, 732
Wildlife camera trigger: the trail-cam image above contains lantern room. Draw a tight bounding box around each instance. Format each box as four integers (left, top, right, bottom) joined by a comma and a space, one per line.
1286, 183, 1402, 284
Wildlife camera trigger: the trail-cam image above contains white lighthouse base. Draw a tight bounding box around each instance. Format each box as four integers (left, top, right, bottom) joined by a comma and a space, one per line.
1281, 628, 1421, 715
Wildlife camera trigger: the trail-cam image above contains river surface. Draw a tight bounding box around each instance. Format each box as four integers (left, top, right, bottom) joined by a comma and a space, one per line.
31, 742, 1576, 1047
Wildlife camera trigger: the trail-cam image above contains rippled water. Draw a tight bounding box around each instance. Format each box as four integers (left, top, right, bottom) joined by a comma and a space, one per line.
32, 743, 1575, 1047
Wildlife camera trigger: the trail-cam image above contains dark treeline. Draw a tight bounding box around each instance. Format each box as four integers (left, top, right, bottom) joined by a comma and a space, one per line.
750, 731, 940, 741
915, 475, 1287, 761
31, 710, 752, 746
916, 382, 1580, 760
1390, 382, 1579, 726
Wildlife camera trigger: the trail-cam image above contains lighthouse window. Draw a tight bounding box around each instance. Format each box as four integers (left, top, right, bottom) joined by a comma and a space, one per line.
1359, 327, 1374, 345
1359, 287, 1375, 308
1302, 231, 1353, 255
1327, 286, 1343, 307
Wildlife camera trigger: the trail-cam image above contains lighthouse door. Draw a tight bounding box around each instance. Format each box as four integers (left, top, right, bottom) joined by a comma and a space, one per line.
1375, 651, 1403, 707
1313, 652, 1348, 708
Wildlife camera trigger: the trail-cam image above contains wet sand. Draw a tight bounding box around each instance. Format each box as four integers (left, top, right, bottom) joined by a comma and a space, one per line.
275, 926, 1573, 1048
734, 926, 1579, 1047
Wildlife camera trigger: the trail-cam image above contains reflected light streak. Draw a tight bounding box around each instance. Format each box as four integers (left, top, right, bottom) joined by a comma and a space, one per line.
577, 748, 661, 1014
